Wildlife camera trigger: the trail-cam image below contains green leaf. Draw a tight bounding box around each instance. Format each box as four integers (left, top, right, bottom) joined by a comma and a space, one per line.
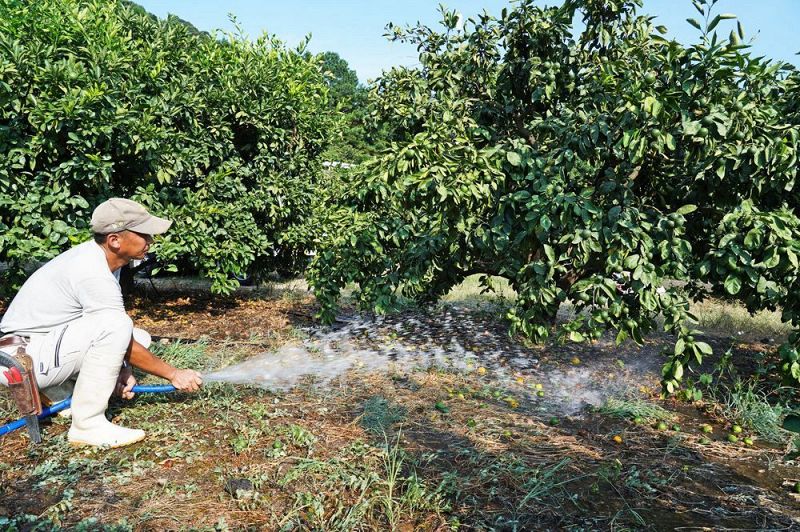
743, 228, 762, 249
724, 275, 742, 295
686, 18, 703, 31
695, 342, 713, 355
569, 331, 585, 343
674, 361, 684, 381
674, 338, 686, 355
506, 152, 522, 166
676, 204, 697, 215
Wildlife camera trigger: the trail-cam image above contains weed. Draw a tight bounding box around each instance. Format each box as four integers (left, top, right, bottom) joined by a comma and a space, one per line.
360, 395, 407, 436
285, 423, 317, 449
230, 425, 262, 455
597, 397, 674, 422
150, 339, 210, 372
516, 457, 573, 509
708, 377, 791, 444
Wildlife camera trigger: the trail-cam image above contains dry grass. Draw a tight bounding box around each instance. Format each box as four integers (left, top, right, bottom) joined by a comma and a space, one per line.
441, 275, 517, 306
688, 298, 791, 341
442, 275, 791, 342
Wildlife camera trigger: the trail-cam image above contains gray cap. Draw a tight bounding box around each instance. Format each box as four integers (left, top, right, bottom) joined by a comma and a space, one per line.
91, 198, 172, 235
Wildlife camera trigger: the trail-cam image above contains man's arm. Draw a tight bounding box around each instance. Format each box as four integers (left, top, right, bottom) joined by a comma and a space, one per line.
126, 339, 203, 392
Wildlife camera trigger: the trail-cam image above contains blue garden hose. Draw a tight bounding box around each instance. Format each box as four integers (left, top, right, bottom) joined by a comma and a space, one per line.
0, 384, 177, 437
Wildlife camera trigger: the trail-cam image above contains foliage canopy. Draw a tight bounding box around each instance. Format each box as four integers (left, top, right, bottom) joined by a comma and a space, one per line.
0, 0, 332, 292
308, 0, 800, 391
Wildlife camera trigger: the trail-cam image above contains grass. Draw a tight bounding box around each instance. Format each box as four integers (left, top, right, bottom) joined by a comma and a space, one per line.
689, 298, 791, 341
597, 397, 675, 422
360, 395, 407, 436
441, 275, 517, 306
707, 377, 794, 444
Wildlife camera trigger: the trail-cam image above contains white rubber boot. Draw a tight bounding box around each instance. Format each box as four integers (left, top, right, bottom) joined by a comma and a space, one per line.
67, 313, 144, 448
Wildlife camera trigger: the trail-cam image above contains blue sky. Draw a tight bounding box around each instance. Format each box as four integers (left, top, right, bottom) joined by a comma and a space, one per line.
136, 1, 799, 83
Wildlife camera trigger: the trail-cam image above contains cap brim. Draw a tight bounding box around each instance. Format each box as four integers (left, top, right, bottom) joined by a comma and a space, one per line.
128, 215, 172, 235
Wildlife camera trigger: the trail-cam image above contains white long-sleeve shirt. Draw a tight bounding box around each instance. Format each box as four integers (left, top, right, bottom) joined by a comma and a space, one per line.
1, 240, 125, 335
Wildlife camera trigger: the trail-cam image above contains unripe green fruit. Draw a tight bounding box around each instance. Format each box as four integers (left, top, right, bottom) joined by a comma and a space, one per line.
727, 434, 738, 443
732, 425, 742, 434
697, 127, 709, 138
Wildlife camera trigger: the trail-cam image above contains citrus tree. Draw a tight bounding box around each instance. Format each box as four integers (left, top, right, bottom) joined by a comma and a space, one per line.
0, 0, 332, 292
308, 0, 800, 392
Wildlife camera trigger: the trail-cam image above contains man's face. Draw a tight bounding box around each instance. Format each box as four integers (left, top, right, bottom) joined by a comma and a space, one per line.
116, 230, 153, 261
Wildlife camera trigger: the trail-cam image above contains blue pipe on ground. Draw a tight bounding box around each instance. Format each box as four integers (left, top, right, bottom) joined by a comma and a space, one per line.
0, 384, 177, 437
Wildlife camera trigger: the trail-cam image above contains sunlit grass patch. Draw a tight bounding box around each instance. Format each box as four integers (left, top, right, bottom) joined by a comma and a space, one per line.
597, 397, 674, 422
688, 298, 790, 340
442, 274, 517, 305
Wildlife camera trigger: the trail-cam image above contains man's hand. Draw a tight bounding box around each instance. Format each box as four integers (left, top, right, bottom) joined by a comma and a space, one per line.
115, 365, 137, 400
170, 368, 203, 392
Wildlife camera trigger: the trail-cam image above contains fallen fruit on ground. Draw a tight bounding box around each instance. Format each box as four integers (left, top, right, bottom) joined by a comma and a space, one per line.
744, 437, 754, 445
571, 357, 581, 365
732, 425, 743, 434
701, 424, 713, 434
633, 417, 643, 424
794, 481, 800, 494
727, 434, 738, 443
504, 397, 519, 409
477, 367, 487, 375
537, 390, 545, 397
657, 422, 668, 431
612, 435, 623, 444
549, 417, 560, 426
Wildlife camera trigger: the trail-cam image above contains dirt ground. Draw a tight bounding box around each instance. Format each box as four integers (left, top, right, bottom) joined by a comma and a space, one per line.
1, 284, 799, 531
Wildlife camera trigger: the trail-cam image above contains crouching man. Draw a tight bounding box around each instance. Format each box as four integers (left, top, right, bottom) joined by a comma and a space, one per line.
0, 198, 203, 448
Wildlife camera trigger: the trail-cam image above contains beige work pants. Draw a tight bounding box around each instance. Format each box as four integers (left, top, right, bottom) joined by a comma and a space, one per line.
0, 312, 150, 392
